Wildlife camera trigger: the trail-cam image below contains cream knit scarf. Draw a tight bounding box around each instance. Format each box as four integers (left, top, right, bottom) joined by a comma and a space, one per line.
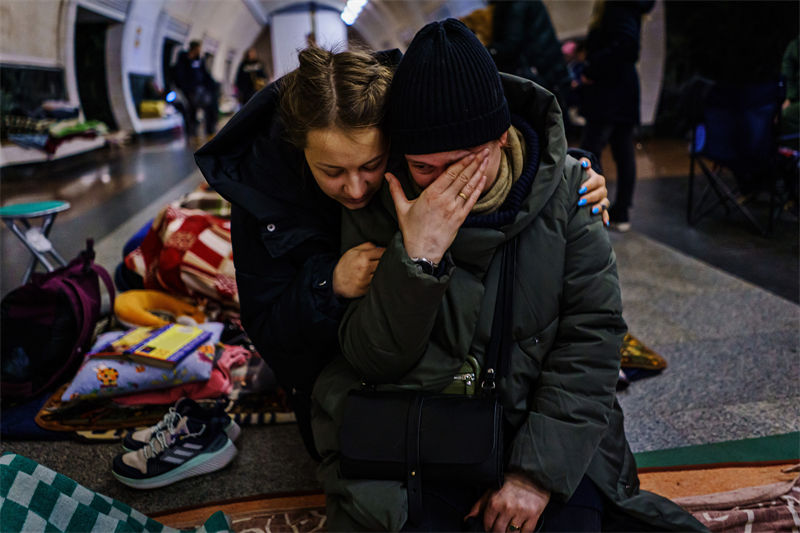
471, 125, 526, 214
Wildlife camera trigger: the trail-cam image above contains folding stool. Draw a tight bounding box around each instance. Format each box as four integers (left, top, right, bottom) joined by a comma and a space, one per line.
0, 200, 71, 284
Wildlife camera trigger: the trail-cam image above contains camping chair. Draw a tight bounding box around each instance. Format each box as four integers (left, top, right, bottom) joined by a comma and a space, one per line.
0, 201, 71, 284
686, 79, 786, 235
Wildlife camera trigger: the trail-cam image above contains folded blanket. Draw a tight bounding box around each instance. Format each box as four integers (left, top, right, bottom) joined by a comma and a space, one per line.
676, 467, 800, 532
112, 345, 248, 405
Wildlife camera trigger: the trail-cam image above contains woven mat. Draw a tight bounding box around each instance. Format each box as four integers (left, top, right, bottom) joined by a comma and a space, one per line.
153, 493, 326, 532
640, 462, 799, 499
33, 384, 294, 440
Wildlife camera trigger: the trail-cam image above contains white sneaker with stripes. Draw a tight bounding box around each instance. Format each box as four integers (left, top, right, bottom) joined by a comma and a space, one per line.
112, 414, 237, 489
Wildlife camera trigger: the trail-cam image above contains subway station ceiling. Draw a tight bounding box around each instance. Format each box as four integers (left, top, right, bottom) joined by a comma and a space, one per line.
250, 0, 486, 50
245, 1, 597, 52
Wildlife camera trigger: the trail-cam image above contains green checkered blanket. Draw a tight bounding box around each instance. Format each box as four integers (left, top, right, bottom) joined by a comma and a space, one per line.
0, 454, 230, 532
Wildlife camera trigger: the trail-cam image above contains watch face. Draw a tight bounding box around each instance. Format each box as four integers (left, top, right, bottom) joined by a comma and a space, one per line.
413, 259, 435, 275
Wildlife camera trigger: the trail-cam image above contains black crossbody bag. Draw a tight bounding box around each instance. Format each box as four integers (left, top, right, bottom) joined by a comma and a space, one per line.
339, 237, 517, 525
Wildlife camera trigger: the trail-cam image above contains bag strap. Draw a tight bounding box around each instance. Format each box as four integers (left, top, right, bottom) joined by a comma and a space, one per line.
481, 236, 517, 393
82, 238, 116, 329
405, 393, 424, 525
91, 263, 116, 306
60, 276, 94, 350
90, 263, 116, 329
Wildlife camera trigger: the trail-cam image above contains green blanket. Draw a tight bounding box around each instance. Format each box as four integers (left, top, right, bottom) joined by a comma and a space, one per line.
0, 453, 230, 532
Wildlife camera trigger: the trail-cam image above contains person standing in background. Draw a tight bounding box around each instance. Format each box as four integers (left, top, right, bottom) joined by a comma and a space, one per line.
487, 1, 572, 116
173, 40, 219, 142
580, 0, 655, 232
235, 48, 268, 106
781, 35, 799, 139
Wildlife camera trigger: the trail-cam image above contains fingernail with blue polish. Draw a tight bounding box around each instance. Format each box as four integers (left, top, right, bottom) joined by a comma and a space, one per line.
578, 198, 587, 206
581, 160, 589, 168
605, 220, 610, 227
579, 186, 588, 194
592, 206, 600, 214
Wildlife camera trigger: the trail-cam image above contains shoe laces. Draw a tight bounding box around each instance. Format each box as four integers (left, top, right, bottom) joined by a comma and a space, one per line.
143, 418, 206, 460
153, 407, 182, 436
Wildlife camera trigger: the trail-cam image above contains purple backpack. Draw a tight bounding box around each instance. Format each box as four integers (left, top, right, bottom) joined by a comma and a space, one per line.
1, 240, 115, 400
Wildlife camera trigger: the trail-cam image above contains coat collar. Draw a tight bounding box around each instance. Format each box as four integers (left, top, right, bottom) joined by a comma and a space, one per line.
498, 73, 567, 238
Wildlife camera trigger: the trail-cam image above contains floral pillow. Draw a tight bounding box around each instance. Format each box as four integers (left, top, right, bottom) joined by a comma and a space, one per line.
61, 322, 224, 402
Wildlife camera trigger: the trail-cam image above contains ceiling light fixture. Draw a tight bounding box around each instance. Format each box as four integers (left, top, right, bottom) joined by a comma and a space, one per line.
341, 0, 367, 25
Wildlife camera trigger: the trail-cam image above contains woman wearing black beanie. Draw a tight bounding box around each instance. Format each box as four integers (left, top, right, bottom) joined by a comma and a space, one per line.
312, 19, 705, 533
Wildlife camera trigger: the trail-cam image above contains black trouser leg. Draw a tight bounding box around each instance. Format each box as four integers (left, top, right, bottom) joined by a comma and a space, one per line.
538, 476, 604, 532
184, 98, 198, 137
204, 102, 218, 135
401, 482, 484, 532
608, 123, 637, 213
401, 475, 603, 532
580, 120, 614, 175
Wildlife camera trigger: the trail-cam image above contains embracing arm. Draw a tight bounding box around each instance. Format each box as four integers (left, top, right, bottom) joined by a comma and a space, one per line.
568, 151, 610, 225
338, 232, 452, 383
231, 206, 346, 385
507, 169, 626, 501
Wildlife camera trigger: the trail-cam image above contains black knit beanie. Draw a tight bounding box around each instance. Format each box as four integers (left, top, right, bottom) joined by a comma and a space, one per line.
387, 18, 510, 155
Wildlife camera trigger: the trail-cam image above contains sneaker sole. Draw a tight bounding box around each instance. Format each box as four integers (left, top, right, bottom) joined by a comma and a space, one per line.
225, 419, 241, 442
113, 438, 237, 489
609, 222, 631, 233
123, 418, 242, 452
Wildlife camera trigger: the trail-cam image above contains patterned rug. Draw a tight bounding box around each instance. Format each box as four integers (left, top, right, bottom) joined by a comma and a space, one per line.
673, 468, 800, 532
151, 463, 800, 533
152, 493, 326, 533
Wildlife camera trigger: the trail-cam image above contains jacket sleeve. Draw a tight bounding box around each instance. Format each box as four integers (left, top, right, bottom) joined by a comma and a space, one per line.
782, 38, 799, 102
172, 54, 189, 93
196, 82, 347, 389
231, 204, 347, 388
338, 225, 453, 383
506, 163, 627, 501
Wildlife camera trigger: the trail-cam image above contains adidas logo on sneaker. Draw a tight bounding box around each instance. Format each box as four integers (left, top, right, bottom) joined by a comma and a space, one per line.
113, 414, 237, 489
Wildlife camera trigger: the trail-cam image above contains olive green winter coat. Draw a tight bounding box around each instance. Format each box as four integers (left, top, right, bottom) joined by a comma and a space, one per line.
311, 75, 706, 532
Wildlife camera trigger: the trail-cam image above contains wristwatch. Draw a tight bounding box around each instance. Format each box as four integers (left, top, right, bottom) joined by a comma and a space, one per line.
411, 257, 439, 276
